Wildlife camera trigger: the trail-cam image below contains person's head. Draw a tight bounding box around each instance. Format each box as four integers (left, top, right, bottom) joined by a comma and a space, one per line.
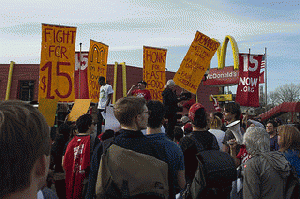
76, 114, 93, 133
278, 125, 300, 152
174, 126, 184, 142
223, 102, 241, 122
210, 114, 222, 129
243, 127, 270, 156
147, 100, 165, 129
266, 120, 277, 135
137, 80, 147, 90
0, 100, 51, 197
165, 79, 175, 89
98, 76, 106, 86
189, 103, 208, 129
114, 97, 149, 130
180, 115, 189, 125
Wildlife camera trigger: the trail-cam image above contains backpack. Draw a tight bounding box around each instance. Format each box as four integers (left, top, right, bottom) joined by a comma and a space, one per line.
182, 134, 237, 199
95, 143, 169, 199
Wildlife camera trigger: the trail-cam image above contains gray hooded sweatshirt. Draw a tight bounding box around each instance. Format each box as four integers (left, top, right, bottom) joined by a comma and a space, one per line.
243, 151, 291, 199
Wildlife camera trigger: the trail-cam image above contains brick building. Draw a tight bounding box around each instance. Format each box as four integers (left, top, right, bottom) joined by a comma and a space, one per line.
0, 63, 219, 113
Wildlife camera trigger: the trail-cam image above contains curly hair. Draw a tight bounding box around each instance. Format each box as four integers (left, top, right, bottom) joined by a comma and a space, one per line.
243, 127, 270, 156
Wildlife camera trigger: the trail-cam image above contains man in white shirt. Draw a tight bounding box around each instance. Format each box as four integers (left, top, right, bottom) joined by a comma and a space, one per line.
97, 76, 114, 135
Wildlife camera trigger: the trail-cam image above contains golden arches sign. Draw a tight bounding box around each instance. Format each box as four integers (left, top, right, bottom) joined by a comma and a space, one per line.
213, 35, 239, 70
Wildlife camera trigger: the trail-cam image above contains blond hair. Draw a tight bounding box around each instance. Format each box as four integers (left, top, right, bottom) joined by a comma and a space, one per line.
114, 96, 146, 126
278, 125, 300, 155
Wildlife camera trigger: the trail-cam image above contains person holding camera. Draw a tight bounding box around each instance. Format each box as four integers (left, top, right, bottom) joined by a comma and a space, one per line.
127, 80, 152, 101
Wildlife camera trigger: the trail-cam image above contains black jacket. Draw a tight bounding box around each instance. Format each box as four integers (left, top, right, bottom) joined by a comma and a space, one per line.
162, 88, 179, 116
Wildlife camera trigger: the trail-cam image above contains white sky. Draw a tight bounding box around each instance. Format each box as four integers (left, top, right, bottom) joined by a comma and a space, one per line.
1, 0, 300, 93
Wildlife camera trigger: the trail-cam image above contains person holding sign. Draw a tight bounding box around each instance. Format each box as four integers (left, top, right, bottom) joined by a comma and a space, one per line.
127, 80, 152, 101
162, 79, 181, 140
97, 76, 114, 135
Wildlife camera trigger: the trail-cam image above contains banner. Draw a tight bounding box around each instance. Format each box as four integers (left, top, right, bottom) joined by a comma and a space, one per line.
88, 40, 109, 103
173, 31, 220, 94
203, 66, 264, 86
39, 24, 76, 102
75, 52, 89, 99
235, 54, 263, 107
143, 46, 166, 101
38, 99, 58, 127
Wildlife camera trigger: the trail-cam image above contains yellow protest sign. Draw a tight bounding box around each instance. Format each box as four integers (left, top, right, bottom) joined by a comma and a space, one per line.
38, 99, 58, 127
39, 24, 77, 102
143, 46, 166, 101
88, 40, 109, 103
209, 94, 233, 102
173, 31, 220, 94
68, 99, 92, 121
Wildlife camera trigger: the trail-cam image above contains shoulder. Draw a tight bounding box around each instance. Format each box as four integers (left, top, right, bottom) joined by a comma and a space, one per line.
284, 149, 299, 158
107, 84, 113, 89
161, 136, 183, 152
179, 134, 195, 151
244, 156, 260, 170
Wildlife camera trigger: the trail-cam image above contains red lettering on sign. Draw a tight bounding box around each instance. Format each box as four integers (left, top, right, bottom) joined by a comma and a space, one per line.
55, 62, 72, 98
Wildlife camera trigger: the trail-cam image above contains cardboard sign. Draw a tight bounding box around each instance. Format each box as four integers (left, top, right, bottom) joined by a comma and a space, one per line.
68, 99, 92, 121
104, 105, 121, 132
143, 46, 166, 101
209, 94, 233, 102
38, 99, 58, 127
88, 40, 109, 103
173, 31, 220, 94
39, 24, 77, 102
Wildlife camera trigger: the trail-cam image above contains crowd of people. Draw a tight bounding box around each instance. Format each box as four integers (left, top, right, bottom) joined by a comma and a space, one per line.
1, 78, 300, 199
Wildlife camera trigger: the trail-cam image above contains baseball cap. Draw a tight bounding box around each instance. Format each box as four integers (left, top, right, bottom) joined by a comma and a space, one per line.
138, 80, 147, 86
166, 79, 175, 87
180, 116, 189, 124
188, 103, 206, 122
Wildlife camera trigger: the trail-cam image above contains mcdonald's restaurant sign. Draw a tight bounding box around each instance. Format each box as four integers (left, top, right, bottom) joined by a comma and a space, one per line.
213, 35, 239, 70
203, 35, 264, 86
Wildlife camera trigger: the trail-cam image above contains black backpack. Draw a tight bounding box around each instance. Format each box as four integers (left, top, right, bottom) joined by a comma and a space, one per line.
182, 134, 237, 198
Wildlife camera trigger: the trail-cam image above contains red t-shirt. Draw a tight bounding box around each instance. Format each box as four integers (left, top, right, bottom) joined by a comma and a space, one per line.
236, 144, 251, 164
132, 89, 152, 100
64, 135, 91, 199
